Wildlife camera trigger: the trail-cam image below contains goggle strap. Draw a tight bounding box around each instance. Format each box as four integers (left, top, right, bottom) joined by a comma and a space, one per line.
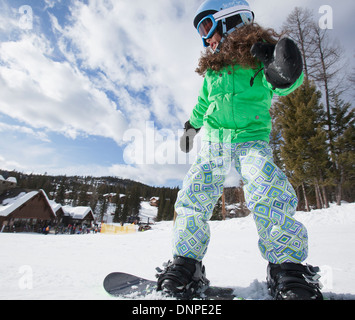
222, 18, 227, 34
214, 26, 236, 54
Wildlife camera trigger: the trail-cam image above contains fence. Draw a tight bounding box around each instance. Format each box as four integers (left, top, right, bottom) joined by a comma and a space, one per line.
100, 223, 137, 235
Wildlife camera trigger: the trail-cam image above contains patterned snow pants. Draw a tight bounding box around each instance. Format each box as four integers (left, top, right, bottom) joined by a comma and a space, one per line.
173, 141, 308, 264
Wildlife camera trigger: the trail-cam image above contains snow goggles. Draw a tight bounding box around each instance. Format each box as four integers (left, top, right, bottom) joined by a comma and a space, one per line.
197, 14, 219, 41
197, 11, 254, 47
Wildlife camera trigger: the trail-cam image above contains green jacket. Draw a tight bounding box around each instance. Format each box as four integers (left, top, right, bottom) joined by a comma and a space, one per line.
189, 65, 304, 143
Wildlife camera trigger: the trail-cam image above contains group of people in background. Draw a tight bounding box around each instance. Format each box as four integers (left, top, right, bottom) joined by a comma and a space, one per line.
54, 224, 100, 235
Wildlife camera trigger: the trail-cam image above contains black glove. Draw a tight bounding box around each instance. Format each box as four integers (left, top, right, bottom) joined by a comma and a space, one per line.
180, 121, 201, 153
251, 38, 303, 89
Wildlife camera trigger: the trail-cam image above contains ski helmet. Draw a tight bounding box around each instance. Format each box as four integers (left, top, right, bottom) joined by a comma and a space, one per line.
194, 0, 254, 47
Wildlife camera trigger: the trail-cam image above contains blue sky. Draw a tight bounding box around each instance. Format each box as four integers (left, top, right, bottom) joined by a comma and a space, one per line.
0, 0, 354, 187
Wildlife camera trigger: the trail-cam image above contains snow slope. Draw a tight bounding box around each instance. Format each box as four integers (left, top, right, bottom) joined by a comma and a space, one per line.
0, 203, 354, 300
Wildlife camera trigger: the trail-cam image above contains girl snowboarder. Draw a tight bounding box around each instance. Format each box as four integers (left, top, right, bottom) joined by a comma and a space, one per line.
157, 0, 323, 300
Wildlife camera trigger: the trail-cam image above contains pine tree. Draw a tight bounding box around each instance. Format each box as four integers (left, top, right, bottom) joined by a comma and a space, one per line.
327, 93, 355, 204
283, 6, 346, 165
55, 178, 67, 205
162, 198, 172, 221
127, 185, 141, 219
120, 197, 129, 225
307, 126, 329, 208
156, 189, 166, 222
99, 197, 108, 223
77, 183, 89, 206
113, 201, 121, 224
88, 186, 99, 213
274, 79, 328, 210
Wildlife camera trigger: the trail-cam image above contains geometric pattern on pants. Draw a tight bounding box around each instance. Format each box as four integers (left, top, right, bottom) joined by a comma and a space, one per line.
173, 141, 308, 264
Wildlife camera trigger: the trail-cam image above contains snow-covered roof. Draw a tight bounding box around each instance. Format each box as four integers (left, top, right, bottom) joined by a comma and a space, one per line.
6, 177, 17, 184
62, 206, 94, 220
48, 200, 62, 213
0, 190, 94, 221
0, 176, 17, 184
103, 192, 117, 197
0, 191, 41, 217
103, 193, 126, 198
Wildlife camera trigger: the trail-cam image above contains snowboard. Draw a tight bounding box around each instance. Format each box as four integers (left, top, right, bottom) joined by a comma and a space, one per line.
103, 272, 238, 300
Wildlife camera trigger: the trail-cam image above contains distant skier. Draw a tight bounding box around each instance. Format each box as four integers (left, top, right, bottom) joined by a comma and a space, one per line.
157, 0, 323, 300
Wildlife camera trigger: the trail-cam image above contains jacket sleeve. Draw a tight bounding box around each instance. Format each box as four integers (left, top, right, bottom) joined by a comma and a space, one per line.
262, 71, 304, 96
189, 77, 210, 129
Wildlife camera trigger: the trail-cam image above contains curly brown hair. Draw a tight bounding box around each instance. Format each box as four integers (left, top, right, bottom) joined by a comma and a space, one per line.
195, 23, 282, 76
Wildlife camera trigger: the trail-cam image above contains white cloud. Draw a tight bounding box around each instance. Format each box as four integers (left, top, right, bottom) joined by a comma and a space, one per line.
0, 155, 24, 171
0, 32, 128, 144
0, 122, 50, 142
0, 132, 56, 173
0, 3, 16, 32
44, 0, 61, 10
58, 0, 202, 128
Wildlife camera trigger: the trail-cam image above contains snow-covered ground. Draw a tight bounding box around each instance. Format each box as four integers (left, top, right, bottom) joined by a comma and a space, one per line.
139, 201, 158, 223
0, 203, 355, 300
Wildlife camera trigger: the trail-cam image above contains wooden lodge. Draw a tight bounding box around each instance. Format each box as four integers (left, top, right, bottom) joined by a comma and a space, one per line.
0, 189, 57, 233
0, 185, 95, 233
61, 206, 95, 226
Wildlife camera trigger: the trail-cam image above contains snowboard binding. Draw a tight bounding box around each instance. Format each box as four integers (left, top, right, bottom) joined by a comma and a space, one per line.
267, 262, 324, 300
156, 256, 210, 299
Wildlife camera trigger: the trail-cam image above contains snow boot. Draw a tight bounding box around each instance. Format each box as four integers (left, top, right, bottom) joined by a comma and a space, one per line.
267, 262, 323, 300
156, 256, 210, 299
